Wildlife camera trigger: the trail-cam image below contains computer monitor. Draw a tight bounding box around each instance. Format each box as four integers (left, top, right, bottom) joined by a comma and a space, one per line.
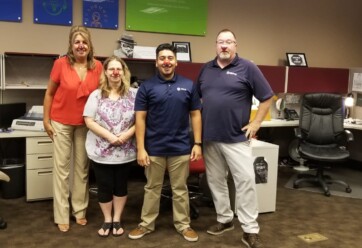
0, 103, 26, 130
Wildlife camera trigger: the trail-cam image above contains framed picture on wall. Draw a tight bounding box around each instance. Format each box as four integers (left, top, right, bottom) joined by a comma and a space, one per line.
172, 42, 192, 62
286, 53, 308, 67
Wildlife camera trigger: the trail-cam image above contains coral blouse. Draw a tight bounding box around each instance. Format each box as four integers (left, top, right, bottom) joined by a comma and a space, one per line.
50, 56, 103, 125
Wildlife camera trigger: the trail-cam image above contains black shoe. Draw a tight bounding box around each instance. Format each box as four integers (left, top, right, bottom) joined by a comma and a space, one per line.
207, 221, 234, 235
242, 233, 263, 248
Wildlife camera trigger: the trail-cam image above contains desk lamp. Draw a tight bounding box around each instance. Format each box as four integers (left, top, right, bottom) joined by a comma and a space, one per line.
344, 93, 354, 119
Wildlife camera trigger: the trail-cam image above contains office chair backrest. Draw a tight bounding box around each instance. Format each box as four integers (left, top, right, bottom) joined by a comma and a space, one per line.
299, 93, 344, 145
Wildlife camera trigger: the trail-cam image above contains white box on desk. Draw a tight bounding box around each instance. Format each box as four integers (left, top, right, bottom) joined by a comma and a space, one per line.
228, 139, 279, 213
249, 139, 279, 213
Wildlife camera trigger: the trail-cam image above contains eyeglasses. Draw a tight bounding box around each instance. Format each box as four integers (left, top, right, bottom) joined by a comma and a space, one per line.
107, 68, 123, 71
216, 40, 236, 45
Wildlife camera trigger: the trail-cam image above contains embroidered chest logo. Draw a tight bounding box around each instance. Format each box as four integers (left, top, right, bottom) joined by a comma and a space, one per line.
177, 87, 187, 91
226, 71, 237, 76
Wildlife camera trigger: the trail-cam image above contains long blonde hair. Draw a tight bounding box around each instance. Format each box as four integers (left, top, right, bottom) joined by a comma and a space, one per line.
99, 56, 131, 98
67, 25, 95, 69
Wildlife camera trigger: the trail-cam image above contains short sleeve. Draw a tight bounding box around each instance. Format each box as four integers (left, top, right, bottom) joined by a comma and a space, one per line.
134, 83, 148, 111
83, 89, 100, 117
50, 58, 63, 83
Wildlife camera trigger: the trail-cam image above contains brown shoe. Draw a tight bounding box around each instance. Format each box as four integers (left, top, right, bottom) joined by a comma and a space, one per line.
207, 221, 234, 235
242, 233, 263, 248
128, 226, 152, 240
181, 227, 198, 242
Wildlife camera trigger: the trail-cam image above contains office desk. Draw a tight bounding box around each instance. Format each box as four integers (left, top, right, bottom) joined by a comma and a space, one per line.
261, 119, 299, 128
0, 130, 47, 139
259, 119, 362, 161
260, 118, 362, 129
0, 130, 52, 201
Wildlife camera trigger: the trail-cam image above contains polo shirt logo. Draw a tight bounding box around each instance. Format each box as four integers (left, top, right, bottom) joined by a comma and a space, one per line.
226, 71, 237, 76
177, 87, 187, 91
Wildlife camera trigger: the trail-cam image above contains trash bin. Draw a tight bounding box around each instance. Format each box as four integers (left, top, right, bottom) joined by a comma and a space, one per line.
0, 159, 25, 199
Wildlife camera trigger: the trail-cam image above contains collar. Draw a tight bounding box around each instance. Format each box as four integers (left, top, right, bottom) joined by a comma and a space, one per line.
157, 73, 177, 84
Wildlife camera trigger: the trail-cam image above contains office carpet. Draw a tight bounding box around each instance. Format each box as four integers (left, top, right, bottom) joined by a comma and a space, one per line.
1, 166, 362, 247
284, 165, 362, 199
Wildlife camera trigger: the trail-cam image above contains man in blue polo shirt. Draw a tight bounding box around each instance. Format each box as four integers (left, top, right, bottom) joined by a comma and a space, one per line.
197, 29, 274, 248
128, 43, 202, 242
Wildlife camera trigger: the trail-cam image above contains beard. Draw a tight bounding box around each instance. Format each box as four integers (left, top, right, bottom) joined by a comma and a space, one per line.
219, 51, 231, 60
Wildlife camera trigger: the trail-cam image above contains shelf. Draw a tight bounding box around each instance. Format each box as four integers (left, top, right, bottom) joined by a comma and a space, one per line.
3, 85, 47, 90
3, 52, 58, 90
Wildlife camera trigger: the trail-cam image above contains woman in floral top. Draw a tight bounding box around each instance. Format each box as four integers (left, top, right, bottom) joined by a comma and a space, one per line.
83, 56, 137, 237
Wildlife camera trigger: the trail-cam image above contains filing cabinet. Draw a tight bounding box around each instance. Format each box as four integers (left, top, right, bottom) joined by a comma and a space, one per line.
26, 137, 53, 201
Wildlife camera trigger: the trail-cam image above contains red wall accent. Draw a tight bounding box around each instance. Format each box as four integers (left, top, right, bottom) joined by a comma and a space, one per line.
258, 65, 286, 93
288, 67, 349, 93
175, 63, 350, 94
176, 62, 204, 82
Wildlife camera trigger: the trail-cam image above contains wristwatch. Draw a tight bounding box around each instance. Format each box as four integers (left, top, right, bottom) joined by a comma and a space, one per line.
194, 142, 202, 146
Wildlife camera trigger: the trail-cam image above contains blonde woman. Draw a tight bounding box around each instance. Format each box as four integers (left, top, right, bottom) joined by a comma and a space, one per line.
83, 56, 137, 237
43, 25, 102, 232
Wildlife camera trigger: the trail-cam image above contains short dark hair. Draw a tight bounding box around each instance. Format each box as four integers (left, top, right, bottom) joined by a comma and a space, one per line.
156, 43, 177, 58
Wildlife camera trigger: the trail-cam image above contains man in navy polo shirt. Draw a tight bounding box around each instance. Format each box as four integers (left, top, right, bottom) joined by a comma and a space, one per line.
128, 43, 202, 242
197, 29, 274, 248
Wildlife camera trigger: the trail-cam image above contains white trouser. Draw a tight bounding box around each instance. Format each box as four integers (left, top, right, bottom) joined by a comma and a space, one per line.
204, 141, 260, 234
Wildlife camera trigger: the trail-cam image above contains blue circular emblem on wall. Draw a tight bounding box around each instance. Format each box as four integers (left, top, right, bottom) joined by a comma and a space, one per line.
42, 0, 68, 16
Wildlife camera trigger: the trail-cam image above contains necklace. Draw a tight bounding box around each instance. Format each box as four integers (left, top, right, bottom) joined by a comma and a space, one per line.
74, 62, 87, 70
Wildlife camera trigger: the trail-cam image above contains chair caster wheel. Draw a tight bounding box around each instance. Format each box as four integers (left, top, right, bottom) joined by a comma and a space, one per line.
324, 191, 331, 197
0, 218, 7, 229
346, 187, 352, 193
293, 184, 299, 189
191, 212, 199, 219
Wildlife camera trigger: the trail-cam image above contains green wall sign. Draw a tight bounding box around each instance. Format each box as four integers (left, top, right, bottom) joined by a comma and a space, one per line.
126, 0, 207, 36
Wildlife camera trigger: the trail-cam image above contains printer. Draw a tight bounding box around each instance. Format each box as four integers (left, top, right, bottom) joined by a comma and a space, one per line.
11, 106, 45, 132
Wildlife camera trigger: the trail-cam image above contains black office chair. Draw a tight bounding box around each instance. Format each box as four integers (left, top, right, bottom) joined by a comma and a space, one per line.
0, 170, 10, 229
293, 93, 353, 196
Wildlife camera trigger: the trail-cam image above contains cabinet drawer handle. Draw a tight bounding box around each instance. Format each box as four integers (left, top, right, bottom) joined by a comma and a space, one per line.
38, 171, 53, 176
37, 156, 53, 160
37, 141, 53, 145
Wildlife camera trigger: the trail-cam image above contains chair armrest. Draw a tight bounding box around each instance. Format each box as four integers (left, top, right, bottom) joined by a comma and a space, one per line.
344, 130, 354, 142
0, 170, 10, 182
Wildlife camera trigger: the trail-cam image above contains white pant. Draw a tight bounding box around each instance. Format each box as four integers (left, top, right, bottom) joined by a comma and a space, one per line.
204, 141, 260, 233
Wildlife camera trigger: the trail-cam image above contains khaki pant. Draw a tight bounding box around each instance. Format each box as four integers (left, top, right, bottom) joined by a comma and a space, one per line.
51, 120, 89, 224
139, 155, 190, 232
